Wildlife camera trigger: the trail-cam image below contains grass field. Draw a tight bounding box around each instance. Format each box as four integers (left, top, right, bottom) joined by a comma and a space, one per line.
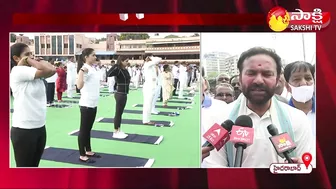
10, 87, 201, 168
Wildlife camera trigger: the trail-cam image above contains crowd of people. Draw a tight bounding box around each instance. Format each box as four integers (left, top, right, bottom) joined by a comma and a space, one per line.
10, 43, 200, 166
201, 47, 316, 168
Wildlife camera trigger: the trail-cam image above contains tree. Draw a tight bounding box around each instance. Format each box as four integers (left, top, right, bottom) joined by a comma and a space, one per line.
191, 33, 200, 37
10, 34, 16, 42
119, 33, 150, 40
164, 35, 179, 38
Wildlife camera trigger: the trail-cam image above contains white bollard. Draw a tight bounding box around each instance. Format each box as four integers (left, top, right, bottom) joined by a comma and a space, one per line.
119, 13, 128, 21
136, 13, 145, 20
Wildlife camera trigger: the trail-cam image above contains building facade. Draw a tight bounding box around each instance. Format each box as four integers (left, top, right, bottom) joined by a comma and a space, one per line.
30, 33, 200, 64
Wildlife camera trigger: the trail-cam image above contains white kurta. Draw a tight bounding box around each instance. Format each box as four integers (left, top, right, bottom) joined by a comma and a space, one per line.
178, 65, 187, 98
142, 57, 162, 123
152, 68, 162, 113
66, 62, 77, 97
202, 97, 316, 168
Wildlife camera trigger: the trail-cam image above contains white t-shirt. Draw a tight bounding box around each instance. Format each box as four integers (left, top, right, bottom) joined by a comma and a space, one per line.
172, 65, 179, 79
10, 66, 47, 129
79, 64, 100, 108
45, 72, 57, 83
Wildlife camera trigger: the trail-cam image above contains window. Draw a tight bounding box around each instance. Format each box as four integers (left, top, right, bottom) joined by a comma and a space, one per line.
64, 44, 68, 48
34, 36, 39, 55
52, 36, 56, 55
41, 44, 45, 48
47, 44, 50, 48
57, 36, 62, 54
69, 35, 74, 54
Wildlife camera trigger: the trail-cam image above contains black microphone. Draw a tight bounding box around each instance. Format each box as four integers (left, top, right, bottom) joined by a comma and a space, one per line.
202, 119, 234, 148
267, 124, 296, 163
231, 115, 254, 167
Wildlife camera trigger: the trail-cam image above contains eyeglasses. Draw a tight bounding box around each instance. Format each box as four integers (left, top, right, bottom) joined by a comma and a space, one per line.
216, 93, 233, 97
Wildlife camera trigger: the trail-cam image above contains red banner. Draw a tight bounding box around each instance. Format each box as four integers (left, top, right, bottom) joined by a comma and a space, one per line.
13, 13, 265, 25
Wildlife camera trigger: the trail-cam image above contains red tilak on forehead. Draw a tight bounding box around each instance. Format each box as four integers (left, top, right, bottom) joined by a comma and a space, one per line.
258, 64, 262, 66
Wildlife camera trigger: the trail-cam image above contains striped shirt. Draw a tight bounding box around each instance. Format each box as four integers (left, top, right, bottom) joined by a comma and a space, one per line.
107, 64, 131, 94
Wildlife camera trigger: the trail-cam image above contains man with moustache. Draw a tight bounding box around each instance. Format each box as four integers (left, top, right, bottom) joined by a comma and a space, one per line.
203, 47, 315, 168
230, 75, 242, 100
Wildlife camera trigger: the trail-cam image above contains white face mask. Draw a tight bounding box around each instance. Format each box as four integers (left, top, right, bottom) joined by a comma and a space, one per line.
289, 84, 314, 103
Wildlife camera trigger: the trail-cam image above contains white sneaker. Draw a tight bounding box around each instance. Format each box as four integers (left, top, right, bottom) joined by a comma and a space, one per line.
112, 131, 128, 139
151, 111, 160, 115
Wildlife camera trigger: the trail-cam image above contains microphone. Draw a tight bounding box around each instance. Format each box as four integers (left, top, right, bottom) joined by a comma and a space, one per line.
230, 115, 254, 167
267, 124, 296, 163
202, 119, 234, 151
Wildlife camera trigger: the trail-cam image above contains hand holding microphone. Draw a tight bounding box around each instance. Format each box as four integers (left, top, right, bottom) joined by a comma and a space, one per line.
229, 115, 254, 167
202, 119, 234, 148
267, 124, 296, 163
202, 119, 234, 161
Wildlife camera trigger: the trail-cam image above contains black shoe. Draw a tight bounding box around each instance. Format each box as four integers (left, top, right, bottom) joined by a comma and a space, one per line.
86, 153, 101, 158
79, 158, 96, 163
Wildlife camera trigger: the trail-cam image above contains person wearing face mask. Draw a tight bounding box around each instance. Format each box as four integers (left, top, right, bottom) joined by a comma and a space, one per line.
284, 61, 315, 138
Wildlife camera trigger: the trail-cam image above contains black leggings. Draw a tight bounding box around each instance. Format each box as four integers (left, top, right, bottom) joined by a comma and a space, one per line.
11, 126, 46, 167
114, 93, 127, 130
46, 83, 55, 104
78, 106, 97, 156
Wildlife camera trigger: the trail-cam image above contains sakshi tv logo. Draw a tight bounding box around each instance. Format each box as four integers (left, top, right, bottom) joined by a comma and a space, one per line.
267, 6, 331, 32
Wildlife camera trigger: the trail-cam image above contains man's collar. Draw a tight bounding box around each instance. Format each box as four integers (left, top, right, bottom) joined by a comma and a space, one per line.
288, 97, 315, 113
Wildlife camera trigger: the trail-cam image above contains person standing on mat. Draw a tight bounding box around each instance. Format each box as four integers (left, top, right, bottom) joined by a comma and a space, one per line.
106, 56, 131, 139
46, 59, 57, 106
76, 48, 101, 163
66, 57, 77, 98
178, 62, 188, 99
10, 43, 56, 167
55, 62, 67, 102
172, 61, 179, 96
162, 64, 174, 107
151, 64, 162, 114
142, 54, 162, 125
107, 60, 116, 93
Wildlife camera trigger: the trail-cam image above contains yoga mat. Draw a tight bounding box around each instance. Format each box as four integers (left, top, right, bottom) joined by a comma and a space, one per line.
65, 96, 80, 99
123, 109, 179, 116
69, 129, 164, 145
171, 96, 193, 100
49, 104, 71, 108
96, 118, 174, 127
62, 100, 79, 104
157, 100, 193, 104
133, 104, 192, 110
41, 147, 154, 167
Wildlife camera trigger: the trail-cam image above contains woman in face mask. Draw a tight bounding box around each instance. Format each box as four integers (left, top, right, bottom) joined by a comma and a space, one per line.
284, 61, 315, 137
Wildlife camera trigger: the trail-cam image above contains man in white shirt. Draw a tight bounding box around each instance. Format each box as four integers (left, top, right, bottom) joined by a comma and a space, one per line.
172, 61, 179, 96
203, 47, 316, 168
66, 57, 77, 98
142, 55, 162, 125
178, 62, 188, 99
284, 61, 316, 139
151, 64, 162, 114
